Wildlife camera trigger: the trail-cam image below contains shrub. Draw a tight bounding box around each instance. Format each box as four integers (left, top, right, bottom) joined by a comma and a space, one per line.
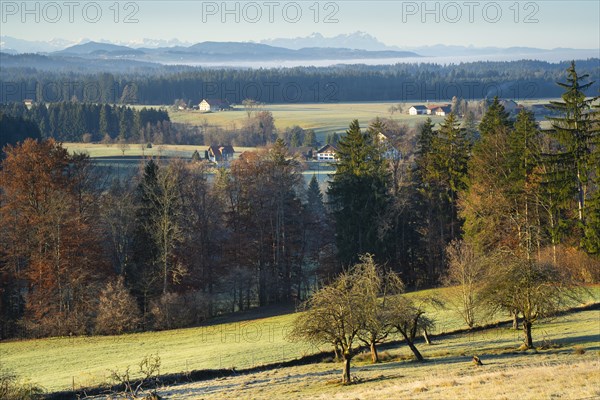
81, 133, 93, 143
110, 354, 161, 398
102, 133, 113, 145
540, 245, 600, 283
150, 291, 209, 330
95, 277, 141, 335
0, 364, 44, 400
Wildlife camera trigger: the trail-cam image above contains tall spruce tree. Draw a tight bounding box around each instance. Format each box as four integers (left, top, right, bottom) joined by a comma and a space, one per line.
307, 174, 325, 217
547, 61, 598, 235
416, 113, 471, 283
431, 113, 471, 240
413, 118, 443, 281
581, 94, 600, 254
461, 104, 514, 252
507, 109, 544, 257
478, 97, 511, 137
328, 120, 390, 266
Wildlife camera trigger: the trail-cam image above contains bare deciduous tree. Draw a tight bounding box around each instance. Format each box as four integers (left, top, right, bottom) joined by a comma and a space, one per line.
118, 138, 130, 156
142, 161, 186, 295
385, 295, 434, 361
289, 255, 377, 384
101, 180, 136, 276
444, 239, 486, 328
481, 251, 581, 349
355, 257, 404, 363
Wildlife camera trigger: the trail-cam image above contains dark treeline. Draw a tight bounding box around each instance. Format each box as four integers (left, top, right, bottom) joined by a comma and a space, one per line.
0, 62, 598, 340
0, 102, 313, 148
0, 102, 169, 143
1, 59, 599, 104
0, 112, 41, 150
0, 102, 290, 147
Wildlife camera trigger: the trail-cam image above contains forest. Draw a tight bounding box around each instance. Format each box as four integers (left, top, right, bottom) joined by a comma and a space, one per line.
0, 62, 598, 341
0, 102, 170, 144
1, 59, 599, 105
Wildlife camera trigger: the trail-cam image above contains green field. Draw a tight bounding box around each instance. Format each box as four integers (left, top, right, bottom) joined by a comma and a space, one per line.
0, 311, 307, 392
67, 100, 562, 159
168, 102, 449, 141
62, 143, 259, 159
1, 286, 597, 394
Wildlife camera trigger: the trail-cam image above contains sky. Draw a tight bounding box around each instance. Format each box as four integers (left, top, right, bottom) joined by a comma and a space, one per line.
1, 0, 599, 49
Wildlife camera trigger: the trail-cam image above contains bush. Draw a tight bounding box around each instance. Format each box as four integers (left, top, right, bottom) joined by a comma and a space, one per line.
150, 291, 209, 330
0, 364, 44, 400
110, 354, 161, 398
81, 133, 93, 143
540, 245, 600, 283
20, 305, 92, 338
95, 277, 141, 335
102, 133, 113, 145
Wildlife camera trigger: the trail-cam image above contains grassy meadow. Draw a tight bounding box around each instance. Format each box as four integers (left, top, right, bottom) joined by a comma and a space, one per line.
0, 286, 597, 394
62, 143, 259, 159
157, 309, 600, 400
0, 311, 306, 392
62, 142, 336, 185
168, 102, 449, 141
66, 99, 562, 160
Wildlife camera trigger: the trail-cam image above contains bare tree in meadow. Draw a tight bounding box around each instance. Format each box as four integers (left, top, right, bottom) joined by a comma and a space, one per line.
444, 239, 486, 328
289, 255, 374, 384
481, 250, 582, 349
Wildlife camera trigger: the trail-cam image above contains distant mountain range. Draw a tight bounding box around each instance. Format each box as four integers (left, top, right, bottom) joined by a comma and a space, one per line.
1, 33, 597, 66
45, 40, 421, 63
260, 32, 394, 51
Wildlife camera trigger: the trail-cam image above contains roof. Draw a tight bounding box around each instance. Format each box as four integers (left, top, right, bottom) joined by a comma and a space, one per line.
208, 145, 234, 152
316, 144, 338, 153
201, 99, 230, 106
435, 105, 452, 112
207, 145, 235, 161
427, 103, 450, 109
410, 105, 428, 110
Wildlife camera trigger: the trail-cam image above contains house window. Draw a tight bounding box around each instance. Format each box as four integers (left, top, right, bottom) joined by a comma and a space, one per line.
318, 153, 335, 161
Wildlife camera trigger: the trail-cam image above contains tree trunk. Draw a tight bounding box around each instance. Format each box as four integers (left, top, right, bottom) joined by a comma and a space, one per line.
406, 340, 424, 361
400, 331, 424, 361
523, 319, 533, 349
342, 356, 352, 384
333, 342, 341, 361
370, 342, 379, 363
576, 169, 584, 221
423, 328, 432, 345
512, 311, 519, 330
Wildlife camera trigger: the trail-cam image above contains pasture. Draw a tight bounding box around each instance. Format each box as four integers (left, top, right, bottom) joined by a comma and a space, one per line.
157, 310, 600, 400
63, 143, 256, 159
63, 143, 336, 185
168, 102, 449, 141
0, 286, 597, 394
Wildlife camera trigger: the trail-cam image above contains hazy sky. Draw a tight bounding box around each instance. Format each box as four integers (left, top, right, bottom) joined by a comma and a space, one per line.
1, 0, 599, 49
